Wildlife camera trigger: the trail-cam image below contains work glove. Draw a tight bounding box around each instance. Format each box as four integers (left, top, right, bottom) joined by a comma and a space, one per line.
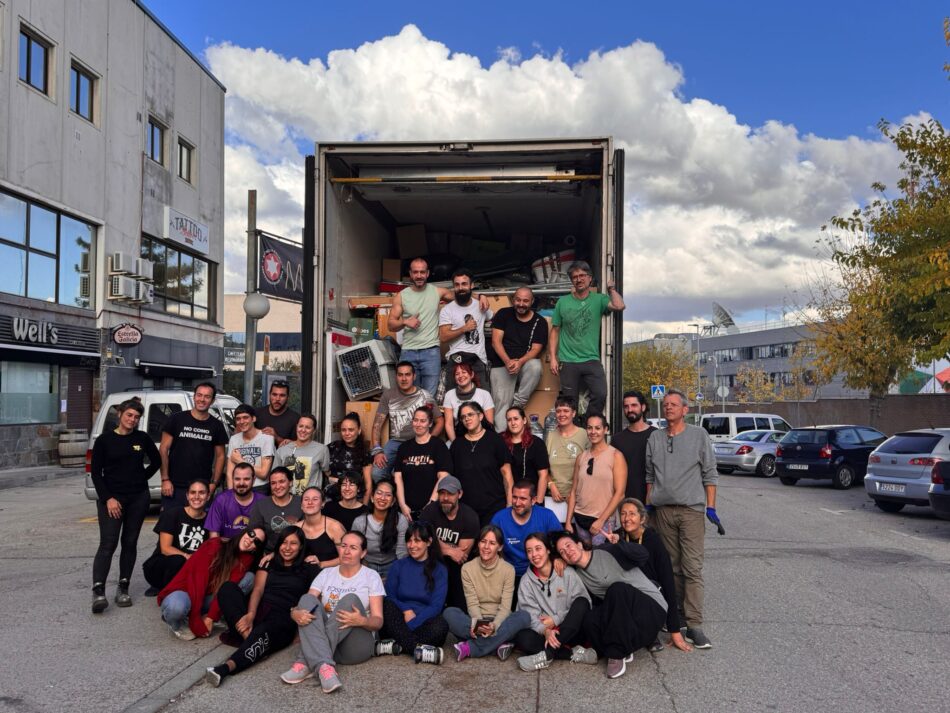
645, 504, 656, 514
706, 507, 725, 536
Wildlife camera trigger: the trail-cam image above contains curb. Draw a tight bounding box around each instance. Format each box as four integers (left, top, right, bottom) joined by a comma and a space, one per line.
120, 644, 233, 713
0, 468, 85, 491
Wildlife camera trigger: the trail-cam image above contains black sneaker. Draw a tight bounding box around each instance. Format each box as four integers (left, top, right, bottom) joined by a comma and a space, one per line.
685, 627, 712, 649
649, 638, 664, 653
374, 639, 402, 656
144, 586, 160, 597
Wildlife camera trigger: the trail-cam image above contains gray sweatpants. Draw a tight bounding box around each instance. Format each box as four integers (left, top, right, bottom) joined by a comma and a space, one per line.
491, 359, 543, 432
295, 592, 376, 669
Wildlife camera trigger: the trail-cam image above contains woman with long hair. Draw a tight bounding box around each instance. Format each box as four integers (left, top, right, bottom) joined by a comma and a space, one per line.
89, 398, 160, 612
351, 479, 408, 580
442, 363, 494, 443
299, 487, 346, 568
157, 527, 264, 640
247, 467, 303, 552
450, 401, 513, 526
513, 532, 593, 671
566, 414, 627, 546
326, 412, 372, 504
142, 479, 210, 592
502, 406, 551, 505
606, 498, 692, 652
275, 414, 330, 496
394, 406, 452, 521
377, 521, 449, 664
321, 471, 368, 531
205, 526, 320, 686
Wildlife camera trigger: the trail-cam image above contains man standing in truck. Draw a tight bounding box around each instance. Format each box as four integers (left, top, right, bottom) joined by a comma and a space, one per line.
438, 268, 493, 398
548, 261, 625, 418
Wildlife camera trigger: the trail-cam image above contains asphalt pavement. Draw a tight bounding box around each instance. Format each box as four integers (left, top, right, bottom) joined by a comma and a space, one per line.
0, 474, 947, 713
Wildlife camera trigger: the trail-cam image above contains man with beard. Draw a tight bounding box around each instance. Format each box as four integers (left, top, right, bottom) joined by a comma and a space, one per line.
489, 287, 549, 432
255, 380, 300, 447
205, 463, 264, 540
420, 476, 480, 609
438, 268, 493, 397
490, 481, 561, 597
609, 390, 656, 502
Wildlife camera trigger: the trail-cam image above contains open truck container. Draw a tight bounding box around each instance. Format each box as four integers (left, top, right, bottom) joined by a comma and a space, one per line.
302, 138, 625, 441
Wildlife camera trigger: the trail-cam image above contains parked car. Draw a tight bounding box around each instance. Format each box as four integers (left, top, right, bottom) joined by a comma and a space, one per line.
713, 429, 784, 477
700, 413, 792, 442
775, 425, 887, 489
83, 390, 240, 503
863, 428, 950, 513
929, 461, 950, 520
646, 418, 668, 429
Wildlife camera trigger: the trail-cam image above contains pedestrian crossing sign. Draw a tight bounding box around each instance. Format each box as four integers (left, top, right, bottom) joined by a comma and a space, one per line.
651, 384, 666, 399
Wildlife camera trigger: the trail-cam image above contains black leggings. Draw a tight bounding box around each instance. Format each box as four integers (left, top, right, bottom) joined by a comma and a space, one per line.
583, 582, 666, 659
514, 598, 590, 660
142, 553, 187, 590
216, 582, 297, 674
380, 598, 449, 653
92, 489, 150, 585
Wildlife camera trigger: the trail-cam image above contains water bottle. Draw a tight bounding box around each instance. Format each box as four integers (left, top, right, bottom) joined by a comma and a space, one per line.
543, 407, 557, 440
529, 414, 544, 438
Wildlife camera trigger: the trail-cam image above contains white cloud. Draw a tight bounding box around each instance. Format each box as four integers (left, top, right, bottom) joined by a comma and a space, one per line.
208, 24, 902, 335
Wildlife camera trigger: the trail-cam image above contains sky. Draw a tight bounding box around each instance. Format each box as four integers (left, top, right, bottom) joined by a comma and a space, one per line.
148, 0, 948, 339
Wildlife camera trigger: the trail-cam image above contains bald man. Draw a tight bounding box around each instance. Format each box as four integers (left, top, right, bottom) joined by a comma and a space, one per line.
489, 287, 549, 432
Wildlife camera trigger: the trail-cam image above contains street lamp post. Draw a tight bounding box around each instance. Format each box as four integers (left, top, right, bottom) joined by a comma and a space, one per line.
242, 190, 270, 404
688, 323, 702, 417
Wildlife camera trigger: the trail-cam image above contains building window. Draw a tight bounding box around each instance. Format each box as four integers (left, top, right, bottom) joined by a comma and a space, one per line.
18, 29, 50, 94
146, 117, 165, 165
69, 64, 95, 122
0, 362, 59, 424
0, 190, 94, 309
177, 139, 194, 183
141, 235, 213, 321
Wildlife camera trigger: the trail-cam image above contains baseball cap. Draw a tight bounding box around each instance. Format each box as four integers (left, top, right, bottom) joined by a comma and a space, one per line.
436, 475, 462, 493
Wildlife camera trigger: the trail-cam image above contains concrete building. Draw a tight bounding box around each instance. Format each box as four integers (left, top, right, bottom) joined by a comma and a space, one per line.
0, 0, 225, 467
222, 294, 302, 372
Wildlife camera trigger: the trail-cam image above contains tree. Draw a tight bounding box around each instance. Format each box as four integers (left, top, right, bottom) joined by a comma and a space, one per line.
778, 342, 820, 403
734, 363, 777, 405
622, 343, 696, 402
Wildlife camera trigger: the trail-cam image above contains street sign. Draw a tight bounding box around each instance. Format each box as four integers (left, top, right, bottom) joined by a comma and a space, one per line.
716, 385, 729, 398
695, 392, 704, 401
650, 384, 666, 399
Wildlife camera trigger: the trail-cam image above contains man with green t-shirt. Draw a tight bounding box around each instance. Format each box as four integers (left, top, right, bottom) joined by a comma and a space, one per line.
548, 260, 625, 417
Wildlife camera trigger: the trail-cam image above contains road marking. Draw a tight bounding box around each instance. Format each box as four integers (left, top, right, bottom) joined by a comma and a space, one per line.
79, 516, 158, 524
888, 529, 925, 541
819, 508, 847, 515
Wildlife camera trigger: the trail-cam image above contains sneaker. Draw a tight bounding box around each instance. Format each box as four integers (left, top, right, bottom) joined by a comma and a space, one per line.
144, 586, 160, 597
685, 627, 712, 649
414, 644, 444, 665
280, 662, 314, 685
318, 663, 342, 694
172, 626, 196, 641
453, 640, 471, 662
374, 638, 403, 656
517, 651, 551, 672
606, 657, 627, 679
649, 639, 664, 653
624, 652, 635, 663
204, 667, 222, 688
570, 645, 598, 665
92, 593, 108, 614
496, 642, 515, 661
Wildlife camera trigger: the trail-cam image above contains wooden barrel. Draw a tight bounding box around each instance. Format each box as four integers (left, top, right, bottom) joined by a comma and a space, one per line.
58, 429, 88, 466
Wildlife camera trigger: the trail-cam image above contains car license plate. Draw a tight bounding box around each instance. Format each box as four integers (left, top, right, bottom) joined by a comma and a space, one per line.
878, 483, 905, 494
715, 446, 730, 454
787, 464, 808, 471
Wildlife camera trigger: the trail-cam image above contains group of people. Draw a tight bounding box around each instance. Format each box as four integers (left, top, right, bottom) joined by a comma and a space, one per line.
88, 258, 724, 691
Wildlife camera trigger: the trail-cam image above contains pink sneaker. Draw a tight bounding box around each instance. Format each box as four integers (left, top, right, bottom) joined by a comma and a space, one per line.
318, 663, 342, 693
280, 662, 313, 685
454, 640, 471, 662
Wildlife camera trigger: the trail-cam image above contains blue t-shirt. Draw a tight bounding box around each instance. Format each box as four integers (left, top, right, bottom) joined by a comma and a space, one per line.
205, 490, 264, 539
490, 506, 562, 575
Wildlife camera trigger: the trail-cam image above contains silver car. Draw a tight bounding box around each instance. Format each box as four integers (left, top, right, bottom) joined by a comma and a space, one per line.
864, 428, 950, 514
713, 429, 784, 477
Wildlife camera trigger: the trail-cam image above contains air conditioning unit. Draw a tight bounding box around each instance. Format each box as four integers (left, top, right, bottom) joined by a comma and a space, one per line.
134, 281, 154, 304
80, 252, 91, 273
110, 252, 132, 274
335, 339, 397, 400
79, 274, 91, 300
109, 275, 137, 300
133, 258, 154, 281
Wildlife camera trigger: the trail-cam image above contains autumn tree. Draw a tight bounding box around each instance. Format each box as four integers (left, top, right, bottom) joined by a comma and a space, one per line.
734, 363, 777, 405
622, 343, 696, 406
778, 342, 821, 403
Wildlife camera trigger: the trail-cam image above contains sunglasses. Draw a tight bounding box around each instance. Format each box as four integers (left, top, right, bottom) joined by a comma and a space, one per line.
248, 533, 262, 546
586, 456, 595, 476
667, 436, 674, 454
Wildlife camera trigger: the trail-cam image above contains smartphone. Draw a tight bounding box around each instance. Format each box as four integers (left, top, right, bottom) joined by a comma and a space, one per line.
475, 617, 494, 629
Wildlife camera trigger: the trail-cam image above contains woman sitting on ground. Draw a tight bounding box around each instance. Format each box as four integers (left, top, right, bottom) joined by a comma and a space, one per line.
321, 471, 368, 531
352, 479, 408, 580
377, 521, 449, 664
143, 479, 210, 593
280, 531, 385, 694
444, 524, 530, 662
513, 532, 593, 672
299, 486, 346, 568
325, 411, 373, 503
205, 526, 320, 686
442, 363, 495, 443
157, 527, 264, 640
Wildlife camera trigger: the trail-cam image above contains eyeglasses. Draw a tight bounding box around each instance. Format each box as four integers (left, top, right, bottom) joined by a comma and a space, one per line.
374, 491, 394, 499
667, 436, 674, 453
586, 456, 595, 475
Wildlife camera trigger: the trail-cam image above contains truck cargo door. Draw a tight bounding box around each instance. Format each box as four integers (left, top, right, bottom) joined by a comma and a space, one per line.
610, 148, 625, 427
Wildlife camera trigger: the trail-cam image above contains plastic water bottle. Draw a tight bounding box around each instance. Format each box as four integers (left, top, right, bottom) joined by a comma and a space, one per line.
529, 414, 544, 438
543, 407, 557, 440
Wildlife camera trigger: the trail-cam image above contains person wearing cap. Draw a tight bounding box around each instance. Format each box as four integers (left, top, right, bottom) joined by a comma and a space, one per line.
419, 475, 480, 610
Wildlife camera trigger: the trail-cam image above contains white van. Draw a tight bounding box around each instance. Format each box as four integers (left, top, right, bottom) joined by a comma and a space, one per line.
83, 390, 239, 503
700, 412, 792, 442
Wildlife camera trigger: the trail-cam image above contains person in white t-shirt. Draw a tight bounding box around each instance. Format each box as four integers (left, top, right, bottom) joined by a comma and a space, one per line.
442, 362, 495, 443
226, 404, 275, 490
280, 531, 385, 694
438, 268, 492, 398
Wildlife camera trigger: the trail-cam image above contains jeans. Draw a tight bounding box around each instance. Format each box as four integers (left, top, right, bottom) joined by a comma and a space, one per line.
652, 505, 706, 627
444, 607, 531, 658
161, 591, 212, 631
490, 360, 543, 432
370, 439, 403, 482
92, 489, 150, 586
401, 346, 442, 396
557, 360, 607, 417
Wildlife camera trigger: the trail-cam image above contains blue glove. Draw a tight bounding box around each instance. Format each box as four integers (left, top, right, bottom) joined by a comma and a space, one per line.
706, 507, 725, 535
645, 503, 656, 514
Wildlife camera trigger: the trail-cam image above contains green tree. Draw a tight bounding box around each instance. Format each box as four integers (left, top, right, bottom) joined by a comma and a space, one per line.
622, 343, 696, 402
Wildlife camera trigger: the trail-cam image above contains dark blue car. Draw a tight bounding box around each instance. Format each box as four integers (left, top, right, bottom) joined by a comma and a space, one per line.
775, 425, 887, 489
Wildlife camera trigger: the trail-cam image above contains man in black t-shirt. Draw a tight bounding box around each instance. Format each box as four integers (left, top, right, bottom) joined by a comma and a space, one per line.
419, 475, 480, 609
255, 380, 300, 447
609, 390, 656, 502
159, 382, 228, 509
489, 287, 549, 432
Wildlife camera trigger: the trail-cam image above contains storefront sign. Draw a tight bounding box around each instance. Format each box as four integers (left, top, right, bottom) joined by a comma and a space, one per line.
0, 315, 99, 356
224, 347, 245, 365
11, 317, 58, 345
112, 323, 144, 345
164, 206, 209, 255
258, 233, 303, 302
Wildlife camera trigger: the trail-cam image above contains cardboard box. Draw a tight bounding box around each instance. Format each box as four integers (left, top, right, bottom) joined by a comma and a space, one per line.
376, 307, 394, 340
381, 258, 402, 282
345, 400, 389, 446
536, 354, 561, 393
485, 294, 512, 315
347, 295, 394, 310
397, 224, 427, 259
523, 390, 558, 425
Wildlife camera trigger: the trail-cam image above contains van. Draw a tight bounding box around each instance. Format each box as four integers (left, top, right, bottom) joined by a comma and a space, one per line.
83, 390, 240, 503
700, 412, 792, 442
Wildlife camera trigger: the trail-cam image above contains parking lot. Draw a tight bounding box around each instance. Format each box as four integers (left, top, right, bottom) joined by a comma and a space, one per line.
0, 472, 947, 713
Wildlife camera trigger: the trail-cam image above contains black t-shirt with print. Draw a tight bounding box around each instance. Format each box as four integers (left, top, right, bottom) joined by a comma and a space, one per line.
162, 411, 228, 487
488, 307, 549, 368
420, 501, 480, 548
153, 506, 208, 554
394, 438, 453, 512
326, 440, 371, 479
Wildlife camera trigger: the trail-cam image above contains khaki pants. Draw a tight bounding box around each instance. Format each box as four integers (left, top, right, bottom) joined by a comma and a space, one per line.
652, 505, 706, 627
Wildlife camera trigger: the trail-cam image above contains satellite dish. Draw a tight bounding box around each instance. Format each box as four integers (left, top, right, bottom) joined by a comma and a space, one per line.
712, 302, 740, 334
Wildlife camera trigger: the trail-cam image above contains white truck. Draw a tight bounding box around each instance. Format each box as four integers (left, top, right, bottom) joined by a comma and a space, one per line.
301, 138, 626, 439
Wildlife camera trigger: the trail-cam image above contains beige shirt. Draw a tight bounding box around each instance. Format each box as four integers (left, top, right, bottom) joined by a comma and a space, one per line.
460, 556, 515, 628
575, 445, 619, 519
546, 428, 590, 494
